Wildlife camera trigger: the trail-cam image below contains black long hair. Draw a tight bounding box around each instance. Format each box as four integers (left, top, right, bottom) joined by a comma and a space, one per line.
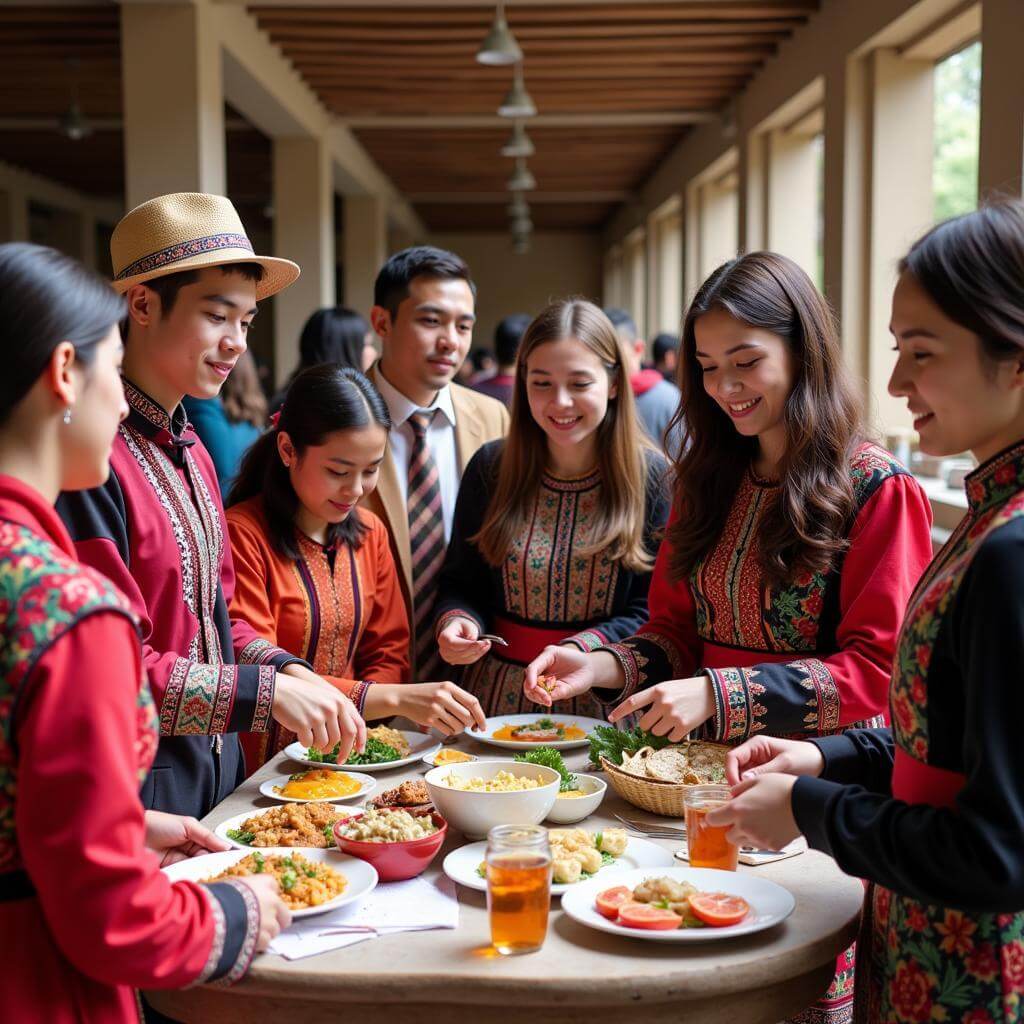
0, 242, 125, 425
299, 307, 370, 371
900, 198, 1024, 367
228, 365, 391, 557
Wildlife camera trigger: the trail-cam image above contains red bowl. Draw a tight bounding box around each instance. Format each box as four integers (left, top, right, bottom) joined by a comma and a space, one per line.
333, 808, 448, 882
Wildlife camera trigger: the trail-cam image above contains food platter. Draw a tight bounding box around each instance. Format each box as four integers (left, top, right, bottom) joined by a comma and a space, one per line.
161, 846, 378, 919
475, 713, 605, 751
258, 770, 376, 804
442, 837, 673, 897
560, 866, 795, 942
215, 803, 347, 849
284, 730, 440, 773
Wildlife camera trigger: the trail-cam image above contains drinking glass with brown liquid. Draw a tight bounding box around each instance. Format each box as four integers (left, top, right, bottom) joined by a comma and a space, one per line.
684, 785, 739, 871
485, 825, 552, 955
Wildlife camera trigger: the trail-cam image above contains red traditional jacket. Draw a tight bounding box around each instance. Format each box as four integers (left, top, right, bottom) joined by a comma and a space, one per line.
0, 475, 259, 1024
57, 380, 305, 817
600, 444, 934, 740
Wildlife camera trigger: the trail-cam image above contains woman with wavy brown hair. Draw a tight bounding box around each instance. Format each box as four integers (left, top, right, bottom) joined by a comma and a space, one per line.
524, 253, 934, 1024
433, 298, 670, 719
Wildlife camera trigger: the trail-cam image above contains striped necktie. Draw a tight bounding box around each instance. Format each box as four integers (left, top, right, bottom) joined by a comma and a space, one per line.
407, 409, 445, 679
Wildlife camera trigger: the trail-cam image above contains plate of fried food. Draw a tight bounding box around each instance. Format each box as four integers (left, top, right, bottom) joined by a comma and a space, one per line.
477, 713, 605, 751
215, 801, 348, 849
560, 867, 795, 942
366, 779, 434, 815
442, 826, 672, 896
258, 768, 376, 804
162, 847, 378, 918
284, 725, 440, 772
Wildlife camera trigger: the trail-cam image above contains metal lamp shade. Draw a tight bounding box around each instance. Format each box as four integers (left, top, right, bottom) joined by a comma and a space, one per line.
476, 5, 522, 66
501, 122, 535, 158
498, 67, 537, 118
507, 160, 536, 191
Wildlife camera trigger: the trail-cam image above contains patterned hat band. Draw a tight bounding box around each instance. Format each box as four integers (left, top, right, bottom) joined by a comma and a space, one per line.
115, 232, 255, 281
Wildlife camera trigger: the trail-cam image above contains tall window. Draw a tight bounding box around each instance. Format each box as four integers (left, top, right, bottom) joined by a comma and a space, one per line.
933, 41, 981, 220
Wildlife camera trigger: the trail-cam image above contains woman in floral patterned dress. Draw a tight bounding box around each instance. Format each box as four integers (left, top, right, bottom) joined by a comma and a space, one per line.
524, 253, 934, 1024
710, 200, 1024, 1023
0, 243, 288, 1023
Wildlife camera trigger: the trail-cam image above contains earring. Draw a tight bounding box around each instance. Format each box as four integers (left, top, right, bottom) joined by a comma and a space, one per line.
63, 408, 72, 425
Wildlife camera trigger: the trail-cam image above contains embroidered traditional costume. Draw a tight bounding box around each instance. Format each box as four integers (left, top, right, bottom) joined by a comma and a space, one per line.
57, 381, 304, 817
792, 441, 1024, 1023
226, 497, 410, 769
435, 440, 671, 719
0, 475, 259, 1024
598, 443, 934, 1024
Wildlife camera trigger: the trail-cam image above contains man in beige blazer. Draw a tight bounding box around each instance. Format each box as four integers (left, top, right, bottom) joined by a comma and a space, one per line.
363, 247, 509, 678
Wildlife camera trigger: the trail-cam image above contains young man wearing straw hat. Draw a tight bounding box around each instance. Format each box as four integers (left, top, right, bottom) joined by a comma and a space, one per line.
58, 193, 366, 819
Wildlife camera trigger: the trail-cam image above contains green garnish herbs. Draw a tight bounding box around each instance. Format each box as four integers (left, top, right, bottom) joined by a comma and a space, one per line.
514, 746, 578, 792
252, 852, 265, 873
226, 827, 255, 845
587, 724, 670, 768
280, 870, 297, 892
306, 737, 400, 766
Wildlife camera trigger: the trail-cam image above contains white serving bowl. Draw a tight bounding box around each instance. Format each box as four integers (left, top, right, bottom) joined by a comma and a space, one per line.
544, 773, 607, 824
423, 760, 560, 839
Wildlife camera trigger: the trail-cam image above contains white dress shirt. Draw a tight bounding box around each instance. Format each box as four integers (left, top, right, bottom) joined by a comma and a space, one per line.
372, 364, 461, 543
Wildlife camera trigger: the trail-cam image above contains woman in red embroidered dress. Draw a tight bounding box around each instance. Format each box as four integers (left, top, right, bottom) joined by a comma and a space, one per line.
707, 201, 1024, 1023
0, 244, 289, 1023
524, 254, 934, 1023
227, 364, 486, 769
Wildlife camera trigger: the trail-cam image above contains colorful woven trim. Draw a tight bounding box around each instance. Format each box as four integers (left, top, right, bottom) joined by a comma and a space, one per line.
116, 233, 254, 281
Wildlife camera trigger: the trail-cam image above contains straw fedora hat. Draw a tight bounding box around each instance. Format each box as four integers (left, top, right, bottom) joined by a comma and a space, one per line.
110, 192, 300, 300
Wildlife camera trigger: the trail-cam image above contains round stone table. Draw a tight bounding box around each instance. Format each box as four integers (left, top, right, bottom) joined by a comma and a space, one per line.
147, 737, 863, 1024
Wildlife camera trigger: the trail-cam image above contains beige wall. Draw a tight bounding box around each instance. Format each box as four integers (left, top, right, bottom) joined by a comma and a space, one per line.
426, 231, 604, 356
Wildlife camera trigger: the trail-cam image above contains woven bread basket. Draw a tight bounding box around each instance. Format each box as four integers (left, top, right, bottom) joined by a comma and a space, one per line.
599, 756, 696, 817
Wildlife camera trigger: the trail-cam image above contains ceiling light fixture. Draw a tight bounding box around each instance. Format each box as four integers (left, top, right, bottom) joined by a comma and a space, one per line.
59, 59, 93, 141
501, 121, 535, 158
498, 64, 537, 119
507, 159, 536, 191
507, 195, 529, 218
476, 3, 522, 66
510, 214, 533, 235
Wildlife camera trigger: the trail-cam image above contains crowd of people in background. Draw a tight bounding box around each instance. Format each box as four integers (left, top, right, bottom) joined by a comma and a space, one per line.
1, 187, 1023, 1024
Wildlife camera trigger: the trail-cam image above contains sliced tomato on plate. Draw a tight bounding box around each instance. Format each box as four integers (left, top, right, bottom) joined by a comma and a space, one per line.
617, 902, 682, 931
688, 892, 751, 927
595, 886, 634, 920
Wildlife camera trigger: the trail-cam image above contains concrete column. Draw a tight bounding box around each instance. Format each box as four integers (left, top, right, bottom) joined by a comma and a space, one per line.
864, 49, 935, 433
273, 135, 335, 387
979, 0, 1024, 198
766, 127, 819, 281
683, 184, 701, 307
700, 179, 739, 283
0, 187, 28, 242
738, 130, 767, 253
344, 195, 387, 320
121, 2, 225, 208
654, 210, 683, 335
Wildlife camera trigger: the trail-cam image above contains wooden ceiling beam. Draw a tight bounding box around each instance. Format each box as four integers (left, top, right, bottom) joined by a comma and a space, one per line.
403, 191, 633, 202
279, 47, 768, 65
343, 111, 713, 127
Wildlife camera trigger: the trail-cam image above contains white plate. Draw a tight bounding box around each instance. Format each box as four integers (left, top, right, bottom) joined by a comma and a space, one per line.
162, 846, 378, 919
214, 805, 351, 849
476, 713, 605, 751
560, 866, 795, 942
422, 749, 479, 768
258, 770, 376, 804
284, 730, 441, 772
442, 837, 673, 897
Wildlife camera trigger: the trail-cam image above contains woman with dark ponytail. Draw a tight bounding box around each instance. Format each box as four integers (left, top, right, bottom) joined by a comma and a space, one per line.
227, 364, 485, 770
0, 243, 287, 1023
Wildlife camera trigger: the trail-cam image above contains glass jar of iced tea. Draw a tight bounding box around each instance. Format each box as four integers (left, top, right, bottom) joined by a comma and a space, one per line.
485, 824, 552, 955
684, 785, 739, 871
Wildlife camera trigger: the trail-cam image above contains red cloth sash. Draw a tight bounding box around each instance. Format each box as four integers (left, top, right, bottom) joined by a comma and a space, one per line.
493, 616, 576, 664
892, 747, 964, 809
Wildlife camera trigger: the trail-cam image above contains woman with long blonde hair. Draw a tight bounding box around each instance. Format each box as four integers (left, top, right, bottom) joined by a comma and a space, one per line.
434, 298, 670, 718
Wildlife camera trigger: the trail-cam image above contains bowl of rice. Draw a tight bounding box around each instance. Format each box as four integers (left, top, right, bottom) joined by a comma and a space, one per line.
423, 760, 560, 839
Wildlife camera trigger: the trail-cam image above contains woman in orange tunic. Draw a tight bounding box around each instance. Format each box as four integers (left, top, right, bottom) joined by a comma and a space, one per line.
227, 365, 485, 769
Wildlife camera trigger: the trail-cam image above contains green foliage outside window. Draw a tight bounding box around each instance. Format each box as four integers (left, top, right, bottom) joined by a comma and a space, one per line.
933, 42, 981, 222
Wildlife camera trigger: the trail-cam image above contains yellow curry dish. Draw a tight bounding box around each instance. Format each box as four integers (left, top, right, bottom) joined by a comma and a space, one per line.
273, 769, 364, 801
431, 749, 475, 766
491, 718, 586, 743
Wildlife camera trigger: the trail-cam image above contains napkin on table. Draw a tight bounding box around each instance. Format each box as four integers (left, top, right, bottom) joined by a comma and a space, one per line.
268, 874, 459, 961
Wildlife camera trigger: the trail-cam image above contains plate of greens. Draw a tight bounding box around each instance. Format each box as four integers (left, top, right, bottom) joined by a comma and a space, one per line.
284, 728, 440, 773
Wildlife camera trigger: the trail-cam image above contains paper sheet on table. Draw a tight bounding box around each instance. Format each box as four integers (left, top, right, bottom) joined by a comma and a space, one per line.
269, 874, 459, 960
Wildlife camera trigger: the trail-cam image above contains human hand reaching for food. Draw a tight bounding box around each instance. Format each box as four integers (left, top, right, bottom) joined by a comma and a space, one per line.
607, 677, 715, 741
437, 616, 490, 665
704, 774, 802, 852
272, 668, 366, 762
523, 646, 622, 706
144, 810, 230, 867
234, 874, 292, 952
724, 735, 825, 785
380, 681, 487, 735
